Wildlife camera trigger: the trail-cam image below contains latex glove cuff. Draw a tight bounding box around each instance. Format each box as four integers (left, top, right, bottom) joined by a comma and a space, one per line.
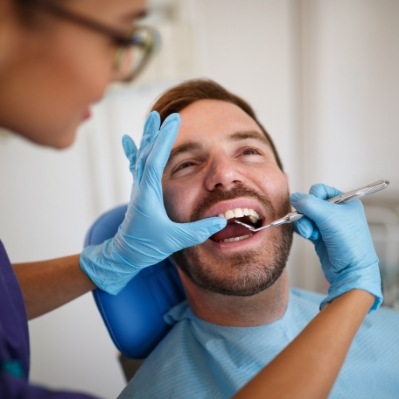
80, 239, 141, 295
321, 260, 383, 313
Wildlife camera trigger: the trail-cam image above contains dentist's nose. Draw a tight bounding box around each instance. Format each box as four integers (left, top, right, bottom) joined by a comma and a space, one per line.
204, 155, 243, 191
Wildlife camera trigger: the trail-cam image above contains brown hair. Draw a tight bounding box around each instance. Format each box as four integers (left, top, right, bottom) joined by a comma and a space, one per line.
150, 78, 284, 170
13, 0, 42, 26
13, 0, 60, 27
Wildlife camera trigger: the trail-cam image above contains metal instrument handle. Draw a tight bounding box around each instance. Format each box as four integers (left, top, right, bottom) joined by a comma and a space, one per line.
273, 179, 390, 226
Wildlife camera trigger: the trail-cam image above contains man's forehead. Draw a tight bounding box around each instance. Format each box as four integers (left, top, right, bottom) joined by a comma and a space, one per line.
177, 100, 264, 139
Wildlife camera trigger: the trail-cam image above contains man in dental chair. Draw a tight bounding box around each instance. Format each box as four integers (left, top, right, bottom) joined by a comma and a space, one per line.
119, 79, 399, 399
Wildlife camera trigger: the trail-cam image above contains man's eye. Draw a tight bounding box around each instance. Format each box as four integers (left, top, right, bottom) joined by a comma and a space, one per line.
172, 160, 197, 175
241, 147, 262, 156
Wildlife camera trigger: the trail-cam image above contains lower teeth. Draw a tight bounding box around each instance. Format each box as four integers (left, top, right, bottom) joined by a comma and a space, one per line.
222, 234, 252, 243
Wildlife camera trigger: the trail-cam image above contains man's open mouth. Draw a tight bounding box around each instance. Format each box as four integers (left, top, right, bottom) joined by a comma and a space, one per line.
210, 208, 263, 243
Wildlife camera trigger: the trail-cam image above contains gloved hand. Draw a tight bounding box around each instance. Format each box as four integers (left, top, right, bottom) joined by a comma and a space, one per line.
80, 111, 227, 294
290, 183, 383, 313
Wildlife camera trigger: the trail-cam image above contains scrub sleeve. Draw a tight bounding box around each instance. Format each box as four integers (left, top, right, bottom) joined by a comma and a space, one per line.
0, 240, 100, 398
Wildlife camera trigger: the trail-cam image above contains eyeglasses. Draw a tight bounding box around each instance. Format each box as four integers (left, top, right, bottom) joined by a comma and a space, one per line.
30, 1, 161, 82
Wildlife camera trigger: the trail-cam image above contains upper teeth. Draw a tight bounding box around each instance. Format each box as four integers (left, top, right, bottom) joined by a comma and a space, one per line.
218, 208, 260, 224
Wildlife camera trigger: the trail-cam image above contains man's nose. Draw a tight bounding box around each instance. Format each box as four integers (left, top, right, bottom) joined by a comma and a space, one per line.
204, 155, 243, 191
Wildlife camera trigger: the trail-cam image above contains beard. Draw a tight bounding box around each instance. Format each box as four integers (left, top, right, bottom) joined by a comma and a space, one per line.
172, 186, 293, 296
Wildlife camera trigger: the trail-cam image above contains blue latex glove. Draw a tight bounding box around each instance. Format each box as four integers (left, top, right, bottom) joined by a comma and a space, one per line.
80, 111, 227, 294
290, 183, 383, 313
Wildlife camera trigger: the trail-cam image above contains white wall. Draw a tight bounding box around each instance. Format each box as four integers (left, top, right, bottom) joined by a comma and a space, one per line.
300, 0, 399, 289
301, 0, 399, 189
0, 0, 398, 397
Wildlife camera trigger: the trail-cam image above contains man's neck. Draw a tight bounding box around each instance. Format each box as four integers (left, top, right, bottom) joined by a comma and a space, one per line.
179, 270, 290, 327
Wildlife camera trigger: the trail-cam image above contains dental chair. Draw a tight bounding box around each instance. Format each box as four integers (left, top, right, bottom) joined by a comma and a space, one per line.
84, 204, 186, 380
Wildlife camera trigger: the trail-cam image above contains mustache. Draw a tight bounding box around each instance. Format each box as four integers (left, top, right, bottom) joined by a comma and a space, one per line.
191, 185, 277, 221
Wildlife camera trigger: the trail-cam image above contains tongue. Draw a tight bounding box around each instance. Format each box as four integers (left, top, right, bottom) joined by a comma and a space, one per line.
210, 223, 251, 242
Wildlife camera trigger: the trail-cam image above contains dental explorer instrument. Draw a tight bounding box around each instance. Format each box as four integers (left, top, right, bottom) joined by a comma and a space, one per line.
234, 179, 390, 232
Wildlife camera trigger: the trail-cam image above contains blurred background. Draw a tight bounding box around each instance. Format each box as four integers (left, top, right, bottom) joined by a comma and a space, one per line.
0, 0, 398, 397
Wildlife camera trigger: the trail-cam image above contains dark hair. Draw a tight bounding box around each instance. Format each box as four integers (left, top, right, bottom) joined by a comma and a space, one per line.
14, 0, 59, 26
13, 0, 42, 25
150, 78, 284, 170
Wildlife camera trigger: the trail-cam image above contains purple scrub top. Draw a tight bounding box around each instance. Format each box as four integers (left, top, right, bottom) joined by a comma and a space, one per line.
0, 240, 100, 398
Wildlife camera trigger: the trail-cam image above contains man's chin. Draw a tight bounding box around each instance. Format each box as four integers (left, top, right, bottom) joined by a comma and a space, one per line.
174, 247, 287, 297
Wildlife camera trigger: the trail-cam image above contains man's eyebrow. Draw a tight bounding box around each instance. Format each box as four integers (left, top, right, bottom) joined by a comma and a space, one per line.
167, 130, 270, 163
229, 130, 270, 145
168, 142, 204, 162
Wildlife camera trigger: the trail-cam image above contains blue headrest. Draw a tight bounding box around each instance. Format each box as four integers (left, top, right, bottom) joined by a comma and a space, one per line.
84, 204, 185, 359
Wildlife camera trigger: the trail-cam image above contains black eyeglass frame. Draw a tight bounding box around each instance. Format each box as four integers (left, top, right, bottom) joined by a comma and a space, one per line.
28, 0, 160, 82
